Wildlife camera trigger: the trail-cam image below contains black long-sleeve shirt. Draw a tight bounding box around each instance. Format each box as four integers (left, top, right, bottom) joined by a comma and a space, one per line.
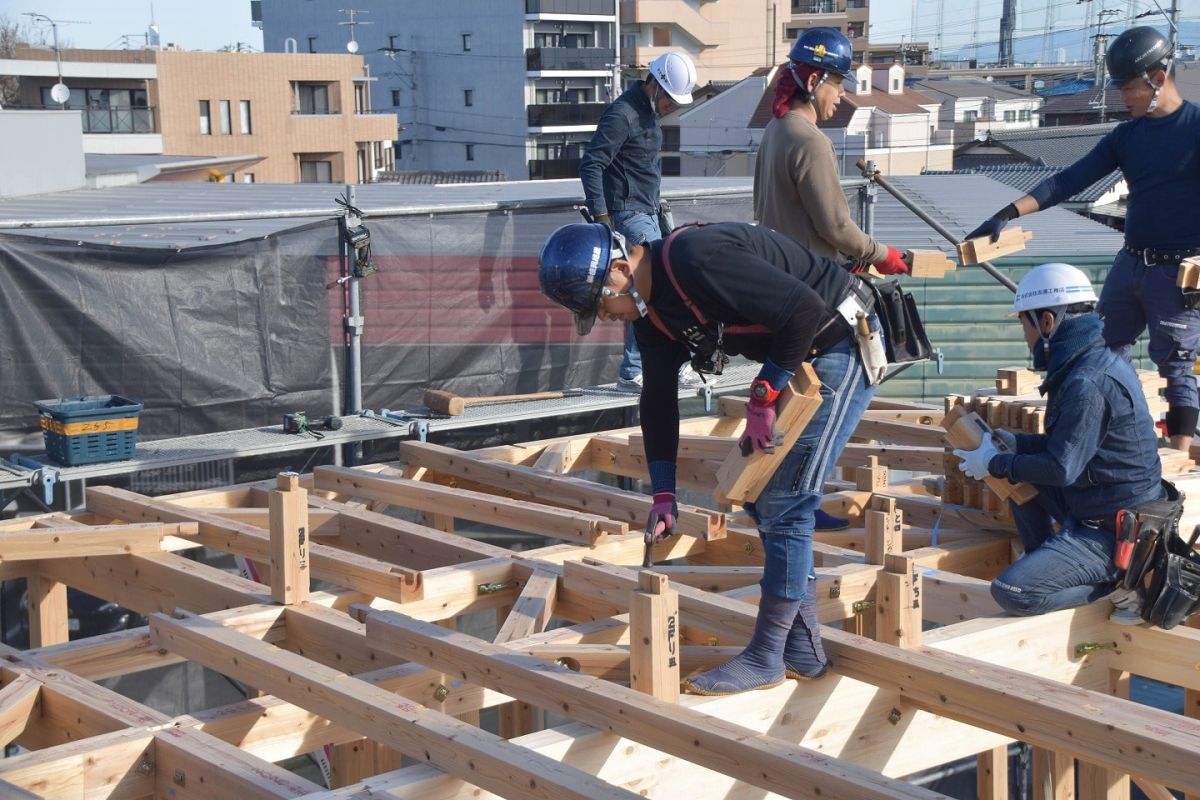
634, 222, 853, 466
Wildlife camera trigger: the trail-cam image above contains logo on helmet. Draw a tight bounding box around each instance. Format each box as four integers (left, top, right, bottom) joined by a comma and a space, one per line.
812, 43, 827, 59
586, 246, 602, 285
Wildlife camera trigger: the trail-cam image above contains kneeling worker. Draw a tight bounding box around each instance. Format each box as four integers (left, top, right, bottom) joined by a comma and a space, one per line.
953, 263, 1164, 621
538, 220, 886, 695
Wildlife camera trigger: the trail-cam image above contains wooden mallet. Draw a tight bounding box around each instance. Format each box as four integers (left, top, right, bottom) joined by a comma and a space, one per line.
423, 388, 584, 416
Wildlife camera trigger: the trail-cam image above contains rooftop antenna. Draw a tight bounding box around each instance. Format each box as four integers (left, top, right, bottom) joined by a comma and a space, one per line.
148, 1, 161, 48
23, 12, 90, 108
338, 8, 373, 54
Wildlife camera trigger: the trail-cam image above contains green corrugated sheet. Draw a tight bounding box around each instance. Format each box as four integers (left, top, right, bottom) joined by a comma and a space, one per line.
877, 255, 1156, 404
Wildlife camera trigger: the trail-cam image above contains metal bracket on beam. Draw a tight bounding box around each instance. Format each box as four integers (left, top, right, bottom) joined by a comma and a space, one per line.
9, 455, 57, 506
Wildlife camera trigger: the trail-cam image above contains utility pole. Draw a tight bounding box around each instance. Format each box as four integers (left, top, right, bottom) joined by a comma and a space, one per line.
999, 0, 1016, 67
1094, 32, 1112, 122
1169, 0, 1180, 55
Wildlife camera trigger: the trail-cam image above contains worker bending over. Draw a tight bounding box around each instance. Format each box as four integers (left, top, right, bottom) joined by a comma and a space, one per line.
538, 220, 886, 695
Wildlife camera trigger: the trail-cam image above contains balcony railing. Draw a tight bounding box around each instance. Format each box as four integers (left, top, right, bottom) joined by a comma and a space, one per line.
71, 106, 156, 134
526, 47, 611, 71
529, 158, 583, 180
792, 0, 837, 13
526, 0, 614, 13
528, 102, 606, 127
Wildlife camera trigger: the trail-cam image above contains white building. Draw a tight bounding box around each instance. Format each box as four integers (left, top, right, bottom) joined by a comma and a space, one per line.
913, 79, 1042, 145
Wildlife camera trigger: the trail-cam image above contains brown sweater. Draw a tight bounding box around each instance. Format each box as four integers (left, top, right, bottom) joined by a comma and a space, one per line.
753, 111, 886, 264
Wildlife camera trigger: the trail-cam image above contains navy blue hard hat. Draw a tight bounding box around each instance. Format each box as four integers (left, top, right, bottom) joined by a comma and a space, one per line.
538, 222, 624, 335
1106, 26, 1173, 82
788, 27, 854, 80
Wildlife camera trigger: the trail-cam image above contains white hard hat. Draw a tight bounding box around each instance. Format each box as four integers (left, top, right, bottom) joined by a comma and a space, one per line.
1010, 262, 1098, 315
647, 51, 697, 105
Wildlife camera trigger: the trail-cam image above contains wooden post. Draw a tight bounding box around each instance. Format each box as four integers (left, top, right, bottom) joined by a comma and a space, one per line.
877, 554, 921, 648
855, 455, 889, 493
629, 571, 680, 702
977, 746, 1009, 800
268, 472, 310, 605
865, 496, 902, 566
26, 575, 69, 648
1031, 747, 1075, 800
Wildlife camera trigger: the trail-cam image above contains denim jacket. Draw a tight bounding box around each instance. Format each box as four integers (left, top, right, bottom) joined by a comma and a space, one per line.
579, 83, 662, 219
988, 314, 1162, 520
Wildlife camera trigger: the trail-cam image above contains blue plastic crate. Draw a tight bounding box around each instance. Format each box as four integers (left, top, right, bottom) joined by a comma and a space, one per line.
34, 395, 144, 466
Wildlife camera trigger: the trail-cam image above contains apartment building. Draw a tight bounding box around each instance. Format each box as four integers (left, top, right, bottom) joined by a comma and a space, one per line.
914, 79, 1042, 145
258, 0, 619, 180
2, 44, 397, 183
620, 0, 869, 86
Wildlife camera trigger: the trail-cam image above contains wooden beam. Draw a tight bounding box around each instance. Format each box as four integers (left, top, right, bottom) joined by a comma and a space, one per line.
396, 441, 723, 541
956, 226, 1033, 265
0, 728, 154, 799
976, 746, 1009, 800
0, 522, 195, 562
150, 610, 645, 800
0, 675, 40, 749
629, 571, 680, 702
495, 570, 558, 645
25, 574, 68, 648
155, 727, 328, 798
877, 555, 921, 648
364, 609, 946, 800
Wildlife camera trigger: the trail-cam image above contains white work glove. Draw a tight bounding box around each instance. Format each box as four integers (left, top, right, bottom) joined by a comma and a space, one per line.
953, 433, 999, 480
993, 427, 1016, 453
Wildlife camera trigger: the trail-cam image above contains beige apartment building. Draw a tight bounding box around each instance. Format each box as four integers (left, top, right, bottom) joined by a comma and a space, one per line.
620, 0, 869, 85
5, 45, 398, 184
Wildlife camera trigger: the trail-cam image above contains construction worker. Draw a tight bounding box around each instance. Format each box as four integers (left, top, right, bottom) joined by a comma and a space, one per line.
952, 263, 1163, 622
967, 26, 1200, 452
579, 51, 703, 393
755, 27, 910, 531
538, 220, 884, 695
754, 27, 910, 277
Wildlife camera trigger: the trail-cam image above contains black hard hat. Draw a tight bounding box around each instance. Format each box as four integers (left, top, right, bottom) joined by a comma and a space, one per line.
1106, 26, 1173, 82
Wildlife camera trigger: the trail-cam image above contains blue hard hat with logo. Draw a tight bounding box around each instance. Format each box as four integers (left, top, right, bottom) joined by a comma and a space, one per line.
538, 222, 625, 335
788, 27, 854, 80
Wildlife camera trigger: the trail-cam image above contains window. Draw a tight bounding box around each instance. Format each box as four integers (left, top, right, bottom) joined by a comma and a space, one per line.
199, 100, 211, 134
1004, 110, 1016, 123
892, 79, 899, 91
240, 100, 252, 134
300, 159, 333, 183
621, 33, 636, 50
465, 144, 475, 161
1019, 109, 1031, 122
391, 89, 402, 106
296, 83, 330, 114
652, 27, 671, 47
859, 80, 868, 92
462, 33, 471, 51
464, 89, 473, 107
963, 109, 978, 122
243, 173, 255, 183
308, 35, 318, 53
219, 100, 231, 134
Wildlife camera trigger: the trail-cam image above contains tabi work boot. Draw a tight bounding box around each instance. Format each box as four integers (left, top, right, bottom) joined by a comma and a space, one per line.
682, 591, 801, 696
814, 509, 850, 531
783, 579, 831, 680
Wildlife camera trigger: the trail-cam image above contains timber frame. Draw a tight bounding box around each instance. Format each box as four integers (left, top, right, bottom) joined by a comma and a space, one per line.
0, 371, 1198, 799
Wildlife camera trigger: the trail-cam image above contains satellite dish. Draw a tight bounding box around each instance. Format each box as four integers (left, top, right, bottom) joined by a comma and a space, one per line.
347, 39, 359, 53
50, 82, 70, 104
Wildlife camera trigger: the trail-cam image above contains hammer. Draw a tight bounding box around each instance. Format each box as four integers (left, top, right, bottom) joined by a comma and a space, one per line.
423, 388, 584, 416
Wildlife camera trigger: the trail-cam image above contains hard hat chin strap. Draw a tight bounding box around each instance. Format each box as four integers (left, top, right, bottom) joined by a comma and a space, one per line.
1142, 60, 1171, 113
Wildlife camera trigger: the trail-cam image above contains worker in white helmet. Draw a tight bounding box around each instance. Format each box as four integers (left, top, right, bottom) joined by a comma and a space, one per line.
953, 262, 1167, 623
580, 51, 701, 393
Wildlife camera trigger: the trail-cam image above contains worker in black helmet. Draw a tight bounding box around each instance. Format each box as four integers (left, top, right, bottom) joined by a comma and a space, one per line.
967, 26, 1200, 453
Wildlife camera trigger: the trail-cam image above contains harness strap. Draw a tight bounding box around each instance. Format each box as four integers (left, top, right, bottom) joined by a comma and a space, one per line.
659, 226, 769, 336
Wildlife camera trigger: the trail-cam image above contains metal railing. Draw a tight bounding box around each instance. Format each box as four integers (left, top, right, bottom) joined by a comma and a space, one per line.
528, 102, 606, 127
526, 47, 611, 71
526, 0, 614, 13
67, 106, 156, 134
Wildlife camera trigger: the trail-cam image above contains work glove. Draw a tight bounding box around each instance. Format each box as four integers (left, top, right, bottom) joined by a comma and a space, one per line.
739, 379, 782, 456
645, 492, 678, 544
953, 432, 1000, 480
966, 203, 1019, 243
873, 246, 910, 276
993, 427, 1017, 453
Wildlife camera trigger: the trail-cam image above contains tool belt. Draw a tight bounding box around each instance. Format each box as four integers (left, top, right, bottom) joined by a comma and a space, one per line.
1118, 480, 1200, 630
808, 278, 874, 357
1122, 245, 1200, 266
866, 279, 934, 364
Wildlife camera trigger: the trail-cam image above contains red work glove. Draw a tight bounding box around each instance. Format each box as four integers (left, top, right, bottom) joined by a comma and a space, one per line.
873, 246, 910, 276
739, 379, 781, 456
645, 492, 678, 543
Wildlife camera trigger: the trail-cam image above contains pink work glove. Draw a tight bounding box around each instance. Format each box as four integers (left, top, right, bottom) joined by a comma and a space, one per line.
645, 492, 678, 543
873, 246, 910, 276
739, 379, 781, 456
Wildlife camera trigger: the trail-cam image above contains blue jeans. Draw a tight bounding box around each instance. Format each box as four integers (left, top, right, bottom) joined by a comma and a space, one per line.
743, 338, 877, 600
613, 210, 662, 380
1100, 249, 1200, 410
991, 487, 1120, 616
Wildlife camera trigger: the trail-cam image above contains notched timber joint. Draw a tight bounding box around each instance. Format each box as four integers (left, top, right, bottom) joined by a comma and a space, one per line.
1074, 640, 1117, 658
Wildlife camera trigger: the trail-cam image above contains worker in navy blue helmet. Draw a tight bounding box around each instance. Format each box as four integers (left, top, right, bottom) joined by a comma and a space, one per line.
967, 26, 1200, 453
539, 220, 888, 696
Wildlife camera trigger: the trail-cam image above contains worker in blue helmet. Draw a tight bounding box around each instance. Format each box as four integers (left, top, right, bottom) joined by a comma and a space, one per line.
539, 219, 889, 695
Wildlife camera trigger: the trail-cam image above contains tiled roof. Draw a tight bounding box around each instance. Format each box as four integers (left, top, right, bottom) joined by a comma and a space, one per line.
923, 164, 1122, 203
968, 121, 1119, 167
748, 67, 938, 129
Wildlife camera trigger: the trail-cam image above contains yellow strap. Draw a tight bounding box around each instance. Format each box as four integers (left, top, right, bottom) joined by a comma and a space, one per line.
41, 416, 138, 436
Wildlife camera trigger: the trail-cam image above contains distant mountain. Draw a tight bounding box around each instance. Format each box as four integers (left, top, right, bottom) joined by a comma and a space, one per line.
942, 21, 1196, 66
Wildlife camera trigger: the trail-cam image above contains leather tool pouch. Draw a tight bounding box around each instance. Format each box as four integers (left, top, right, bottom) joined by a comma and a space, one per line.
867, 280, 934, 364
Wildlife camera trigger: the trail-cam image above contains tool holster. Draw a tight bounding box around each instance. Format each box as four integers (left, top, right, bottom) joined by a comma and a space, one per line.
1120, 480, 1200, 629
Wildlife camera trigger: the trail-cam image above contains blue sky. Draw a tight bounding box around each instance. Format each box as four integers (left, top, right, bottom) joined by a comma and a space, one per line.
2, 0, 1191, 56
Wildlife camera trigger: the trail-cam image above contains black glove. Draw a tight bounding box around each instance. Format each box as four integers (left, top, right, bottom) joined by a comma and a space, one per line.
966, 203, 1019, 243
